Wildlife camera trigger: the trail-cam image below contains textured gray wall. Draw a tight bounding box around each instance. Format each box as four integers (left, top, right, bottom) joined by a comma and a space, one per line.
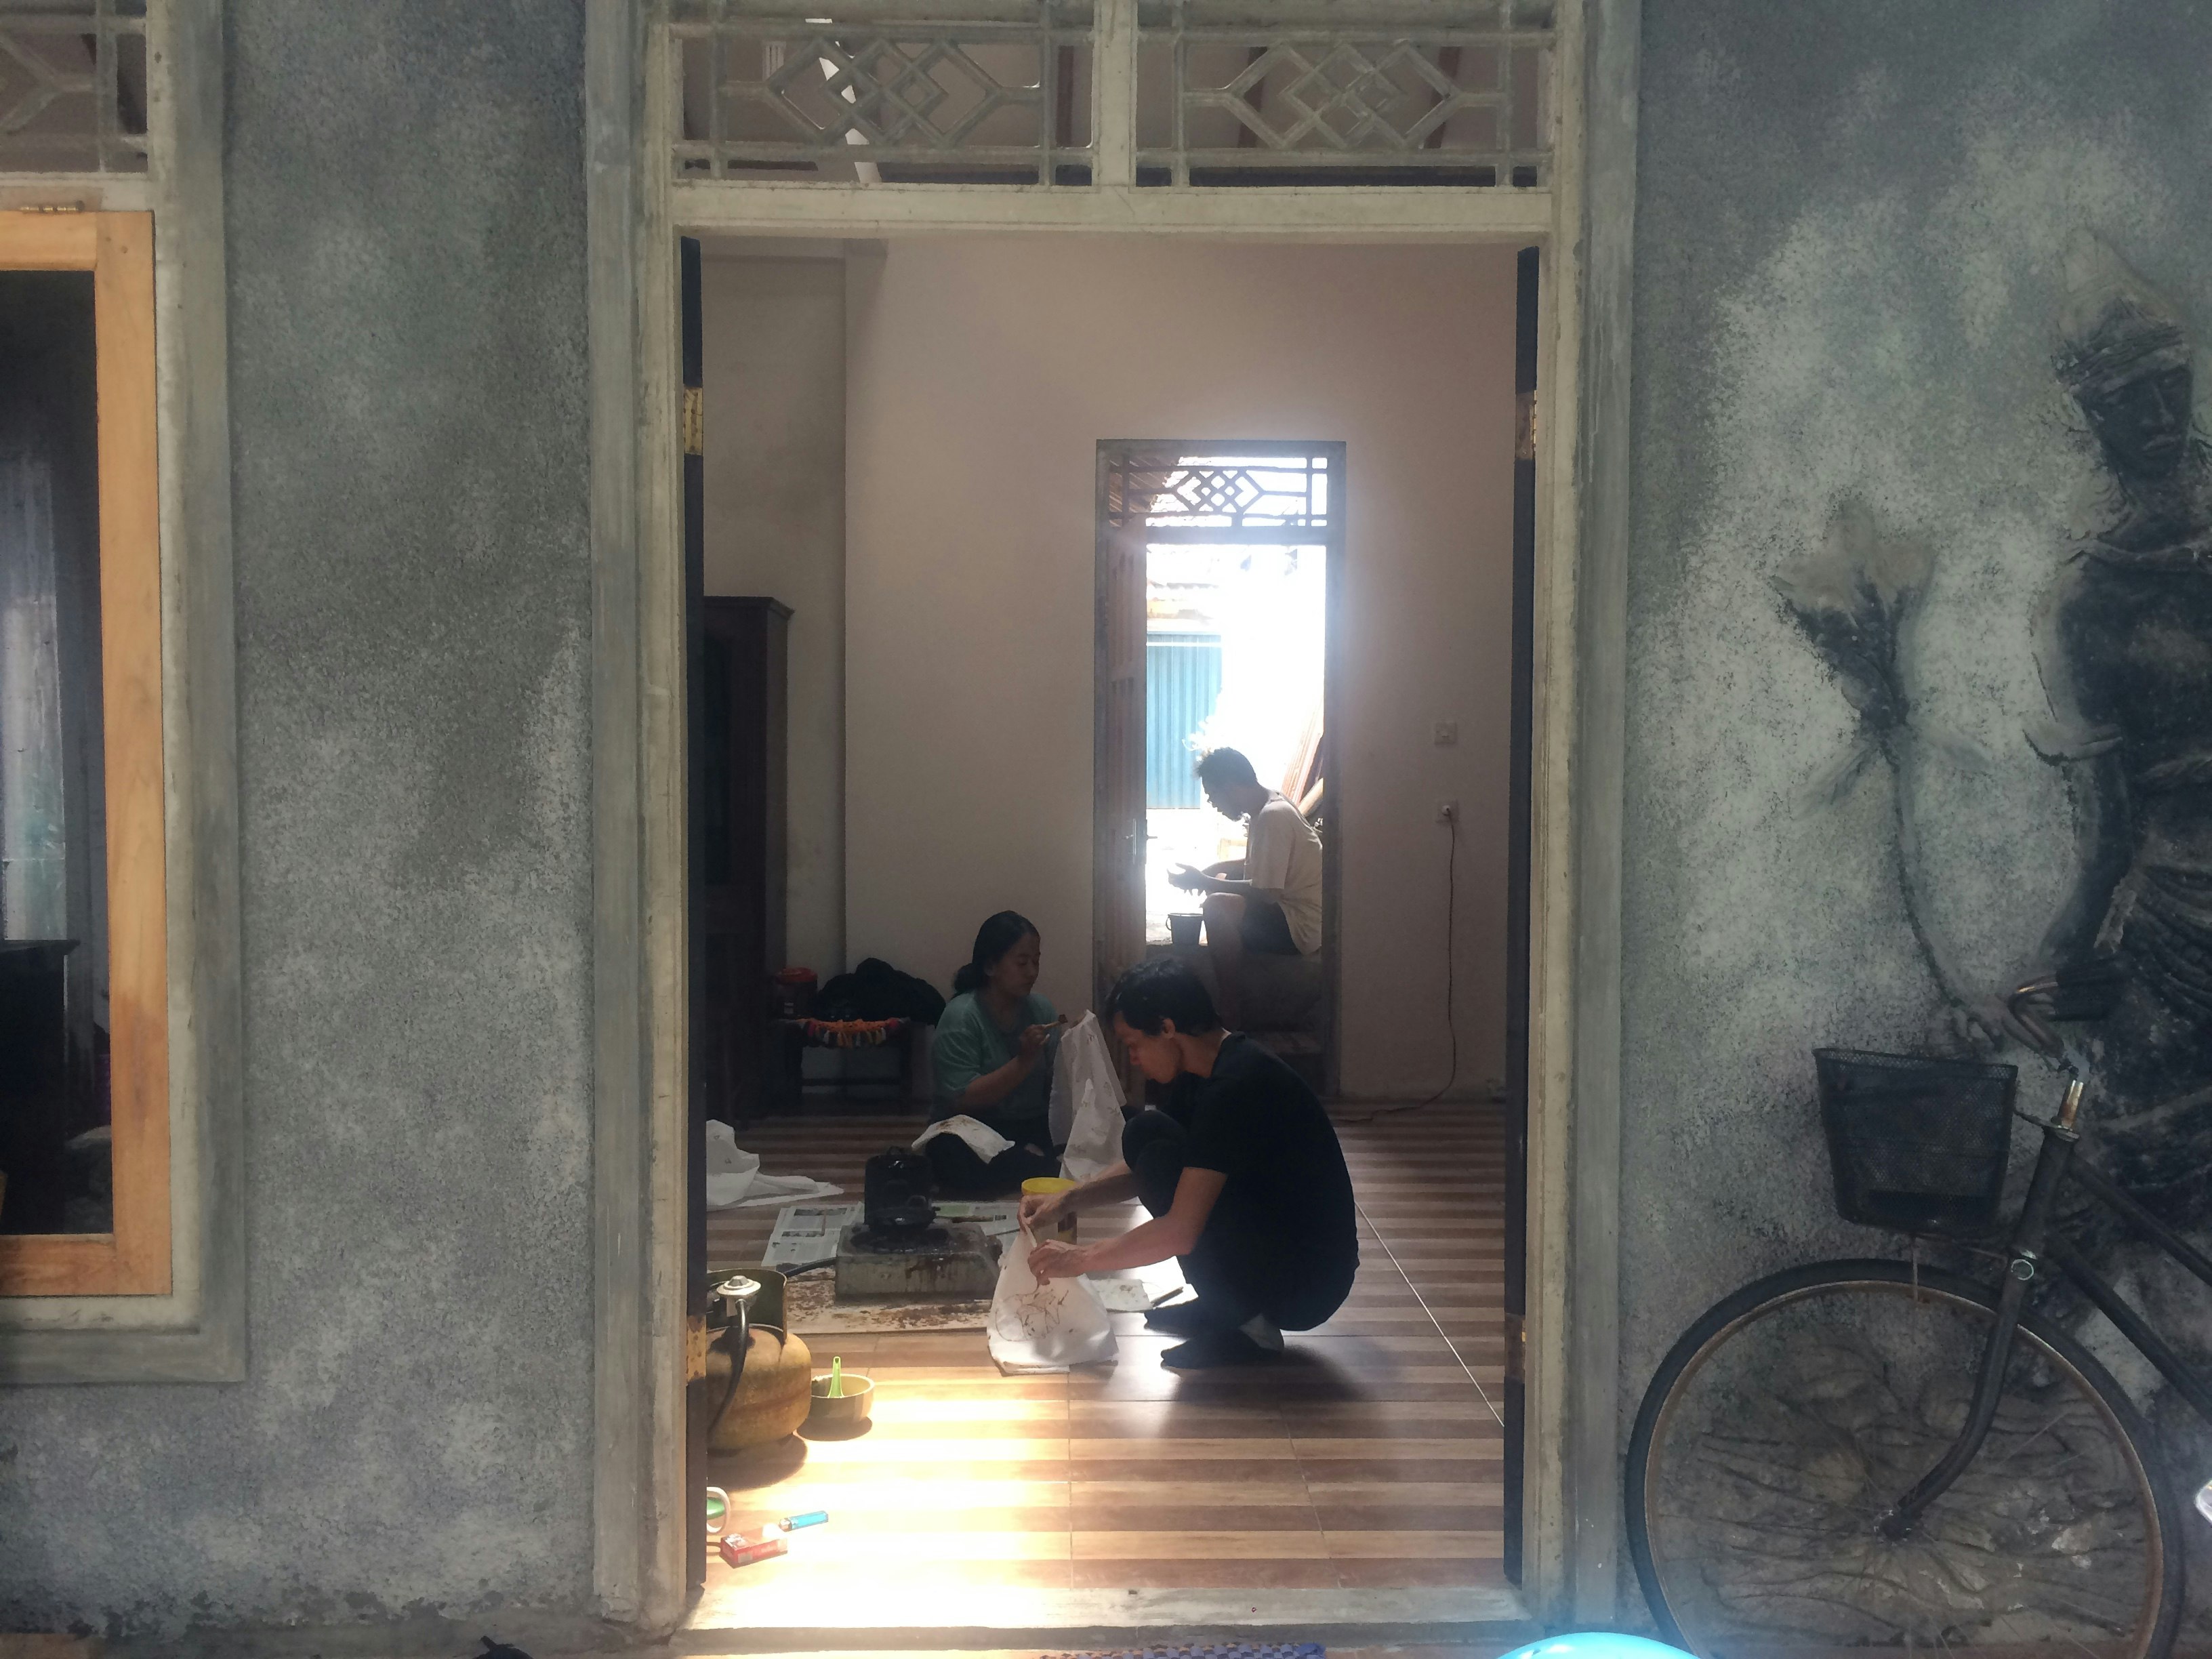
1622, 0, 2212, 1452
0, 0, 594, 1638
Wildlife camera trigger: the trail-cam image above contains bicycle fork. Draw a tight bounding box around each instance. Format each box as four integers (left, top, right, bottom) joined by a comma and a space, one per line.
1877, 1083, 2085, 1542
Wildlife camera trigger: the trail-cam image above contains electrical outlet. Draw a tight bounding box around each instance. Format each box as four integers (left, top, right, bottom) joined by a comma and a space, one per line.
1432, 720, 1459, 747
1437, 800, 1460, 823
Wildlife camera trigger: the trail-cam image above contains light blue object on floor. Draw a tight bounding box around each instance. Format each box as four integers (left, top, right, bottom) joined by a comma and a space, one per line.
1499, 1635, 1692, 1659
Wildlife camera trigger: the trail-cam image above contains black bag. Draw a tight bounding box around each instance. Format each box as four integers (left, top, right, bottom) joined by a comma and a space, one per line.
815, 957, 947, 1025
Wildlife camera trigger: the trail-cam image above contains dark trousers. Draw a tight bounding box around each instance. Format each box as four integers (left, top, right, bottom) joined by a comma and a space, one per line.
924, 1127, 1060, 1197
1122, 1109, 1353, 1331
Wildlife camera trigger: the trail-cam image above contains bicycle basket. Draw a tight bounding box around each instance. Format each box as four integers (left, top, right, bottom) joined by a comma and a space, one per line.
1816, 1048, 2017, 1235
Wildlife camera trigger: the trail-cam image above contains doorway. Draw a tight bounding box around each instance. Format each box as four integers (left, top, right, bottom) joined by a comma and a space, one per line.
671, 239, 1531, 1633
1094, 441, 1343, 1088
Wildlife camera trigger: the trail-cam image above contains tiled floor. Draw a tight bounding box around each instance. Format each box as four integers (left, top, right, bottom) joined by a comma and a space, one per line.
704, 1101, 1508, 1599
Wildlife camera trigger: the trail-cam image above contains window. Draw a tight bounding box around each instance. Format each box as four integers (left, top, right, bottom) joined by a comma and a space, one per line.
0, 210, 167, 1297
0, 0, 240, 1383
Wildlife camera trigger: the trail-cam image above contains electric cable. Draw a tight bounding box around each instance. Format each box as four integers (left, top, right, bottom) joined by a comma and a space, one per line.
1353, 1189, 1503, 1428
1340, 808, 1459, 1125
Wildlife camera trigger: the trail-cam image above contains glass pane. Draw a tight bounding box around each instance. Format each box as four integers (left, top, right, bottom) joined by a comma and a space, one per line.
0, 269, 112, 1235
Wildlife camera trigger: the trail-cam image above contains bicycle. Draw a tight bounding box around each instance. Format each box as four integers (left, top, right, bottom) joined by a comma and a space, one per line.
1625, 964, 2211, 1659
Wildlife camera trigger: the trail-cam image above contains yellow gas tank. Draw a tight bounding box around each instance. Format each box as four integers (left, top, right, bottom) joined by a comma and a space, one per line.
705, 1324, 813, 1452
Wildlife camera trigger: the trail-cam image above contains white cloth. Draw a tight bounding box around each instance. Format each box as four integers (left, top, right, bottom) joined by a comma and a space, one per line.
1051, 1012, 1127, 1183
987, 1224, 1117, 1373
704, 1120, 842, 1210
912, 1114, 1015, 1162
1246, 792, 1324, 954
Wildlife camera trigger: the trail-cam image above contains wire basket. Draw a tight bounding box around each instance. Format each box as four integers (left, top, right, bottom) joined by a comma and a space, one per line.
1816, 1048, 2018, 1235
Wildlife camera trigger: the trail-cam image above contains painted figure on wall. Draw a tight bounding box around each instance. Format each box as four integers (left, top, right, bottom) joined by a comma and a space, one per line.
1780, 232, 2212, 1216
2030, 234, 2212, 1211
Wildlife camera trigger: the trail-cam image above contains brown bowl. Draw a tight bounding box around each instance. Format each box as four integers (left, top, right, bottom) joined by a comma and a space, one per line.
803, 1371, 875, 1437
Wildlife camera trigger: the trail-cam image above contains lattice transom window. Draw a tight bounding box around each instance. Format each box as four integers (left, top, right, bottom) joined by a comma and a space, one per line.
674, 1, 1097, 184
664, 0, 1555, 189
1137, 1, 1553, 187
1105, 449, 1332, 539
0, 0, 149, 177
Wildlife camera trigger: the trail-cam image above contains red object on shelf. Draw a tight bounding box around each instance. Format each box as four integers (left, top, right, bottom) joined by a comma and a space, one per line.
771, 966, 817, 1019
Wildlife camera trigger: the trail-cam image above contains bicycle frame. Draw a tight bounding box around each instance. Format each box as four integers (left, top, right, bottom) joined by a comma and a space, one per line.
1882, 1063, 2212, 1538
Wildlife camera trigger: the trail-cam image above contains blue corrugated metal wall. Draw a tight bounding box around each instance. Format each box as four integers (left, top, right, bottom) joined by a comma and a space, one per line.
1147, 633, 1223, 808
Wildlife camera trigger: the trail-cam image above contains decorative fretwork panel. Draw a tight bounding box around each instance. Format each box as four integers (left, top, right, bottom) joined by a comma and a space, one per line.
672, 1, 1094, 184
0, 0, 148, 176
1139, 1, 1553, 186
1106, 449, 1332, 542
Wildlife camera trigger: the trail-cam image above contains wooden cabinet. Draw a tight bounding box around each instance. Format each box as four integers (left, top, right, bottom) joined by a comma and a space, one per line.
699, 596, 790, 1123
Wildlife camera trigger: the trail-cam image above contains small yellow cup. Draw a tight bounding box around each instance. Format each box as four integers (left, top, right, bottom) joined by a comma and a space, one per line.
1022, 1176, 1080, 1244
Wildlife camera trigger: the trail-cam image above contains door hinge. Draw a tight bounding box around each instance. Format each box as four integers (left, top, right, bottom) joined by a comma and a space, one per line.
682, 385, 704, 457
1515, 392, 1537, 462
1504, 1311, 1525, 1383
685, 1313, 710, 1382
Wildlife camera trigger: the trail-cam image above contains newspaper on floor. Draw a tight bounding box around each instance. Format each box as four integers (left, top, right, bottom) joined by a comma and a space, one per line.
761, 1198, 1021, 1268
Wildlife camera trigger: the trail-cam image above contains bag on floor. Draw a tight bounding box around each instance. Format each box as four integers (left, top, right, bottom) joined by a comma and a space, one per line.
1051, 1012, 1127, 1182
987, 1223, 1117, 1373
703, 1119, 761, 1209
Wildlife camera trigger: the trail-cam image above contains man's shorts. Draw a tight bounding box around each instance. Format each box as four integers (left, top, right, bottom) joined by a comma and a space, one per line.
1237, 897, 1301, 955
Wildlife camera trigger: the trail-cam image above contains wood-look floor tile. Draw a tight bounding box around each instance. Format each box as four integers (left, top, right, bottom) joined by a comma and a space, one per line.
1305, 1480, 1504, 1504
728, 1504, 1071, 1534
734, 1558, 1078, 1591
1313, 1504, 1506, 1532
1070, 1477, 1310, 1506
1069, 1558, 1343, 1590
724, 1477, 1069, 1513
1294, 1436, 1504, 1461
1071, 1457, 1305, 1486
1322, 1530, 1502, 1560
1069, 1402, 1288, 1438
1070, 1504, 1323, 1533
1330, 1558, 1513, 1589
694, 1102, 1509, 1596
1073, 1530, 1330, 1560
1069, 1436, 1295, 1461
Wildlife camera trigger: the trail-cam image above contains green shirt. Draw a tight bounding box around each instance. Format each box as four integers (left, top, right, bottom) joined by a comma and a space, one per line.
931, 989, 1058, 1134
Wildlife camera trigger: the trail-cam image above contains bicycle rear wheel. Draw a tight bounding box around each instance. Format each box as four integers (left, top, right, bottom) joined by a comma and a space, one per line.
1627, 1259, 2181, 1659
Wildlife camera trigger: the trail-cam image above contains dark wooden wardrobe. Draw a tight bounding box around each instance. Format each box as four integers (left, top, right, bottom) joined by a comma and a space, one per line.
699, 596, 790, 1124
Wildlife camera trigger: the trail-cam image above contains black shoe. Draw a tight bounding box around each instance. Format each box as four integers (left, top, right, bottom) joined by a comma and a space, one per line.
1161, 1328, 1279, 1370
1143, 1298, 1218, 1336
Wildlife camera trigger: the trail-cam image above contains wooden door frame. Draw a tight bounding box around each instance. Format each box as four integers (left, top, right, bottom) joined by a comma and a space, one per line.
1092, 439, 1347, 1095
586, 0, 1641, 1631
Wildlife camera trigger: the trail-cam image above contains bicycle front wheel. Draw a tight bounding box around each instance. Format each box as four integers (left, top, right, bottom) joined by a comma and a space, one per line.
1626, 1259, 2181, 1659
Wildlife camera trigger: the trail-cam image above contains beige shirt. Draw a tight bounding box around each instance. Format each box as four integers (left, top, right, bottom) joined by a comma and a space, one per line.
1246, 792, 1324, 954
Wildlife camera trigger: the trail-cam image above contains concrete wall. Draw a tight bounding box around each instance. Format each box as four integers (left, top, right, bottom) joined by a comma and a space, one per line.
845, 239, 1519, 1097
1620, 0, 2212, 1540
0, 2, 595, 1638
701, 251, 848, 979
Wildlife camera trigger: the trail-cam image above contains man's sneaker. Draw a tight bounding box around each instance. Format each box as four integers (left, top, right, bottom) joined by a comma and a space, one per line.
1143, 1298, 1218, 1336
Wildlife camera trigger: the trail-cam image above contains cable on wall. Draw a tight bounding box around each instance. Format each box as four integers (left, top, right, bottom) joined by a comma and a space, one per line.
1341, 807, 1458, 1125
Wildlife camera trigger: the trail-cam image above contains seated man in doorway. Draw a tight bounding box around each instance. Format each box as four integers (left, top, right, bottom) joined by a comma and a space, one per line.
1168, 746, 1322, 1029
1021, 958, 1357, 1370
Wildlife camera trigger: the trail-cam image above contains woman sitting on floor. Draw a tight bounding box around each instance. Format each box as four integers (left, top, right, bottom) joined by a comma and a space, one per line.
926, 910, 1065, 1195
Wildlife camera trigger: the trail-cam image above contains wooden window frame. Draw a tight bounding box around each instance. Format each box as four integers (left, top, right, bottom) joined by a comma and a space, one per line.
0, 211, 169, 1297
1, 0, 245, 1385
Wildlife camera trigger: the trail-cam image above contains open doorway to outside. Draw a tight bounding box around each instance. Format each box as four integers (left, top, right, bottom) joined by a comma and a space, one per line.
1099, 442, 1340, 1087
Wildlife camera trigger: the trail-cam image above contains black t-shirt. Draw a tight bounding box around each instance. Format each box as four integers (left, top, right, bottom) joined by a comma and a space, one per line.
1162, 1034, 1358, 1272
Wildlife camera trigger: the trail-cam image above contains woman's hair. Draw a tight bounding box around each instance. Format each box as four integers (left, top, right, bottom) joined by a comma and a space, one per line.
953, 910, 1040, 996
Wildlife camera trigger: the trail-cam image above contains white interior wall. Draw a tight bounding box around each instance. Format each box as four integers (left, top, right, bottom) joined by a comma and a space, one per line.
845, 238, 1517, 1097
701, 252, 846, 979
